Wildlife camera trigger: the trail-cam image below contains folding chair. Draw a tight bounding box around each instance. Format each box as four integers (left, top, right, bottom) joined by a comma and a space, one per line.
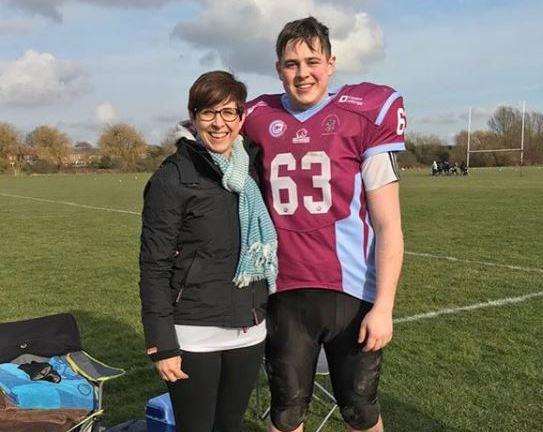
0, 313, 125, 432
256, 348, 339, 432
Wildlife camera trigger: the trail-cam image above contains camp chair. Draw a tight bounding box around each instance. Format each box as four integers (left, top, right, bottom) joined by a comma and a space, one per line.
256, 348, 339, 432
0, 313, 125, 432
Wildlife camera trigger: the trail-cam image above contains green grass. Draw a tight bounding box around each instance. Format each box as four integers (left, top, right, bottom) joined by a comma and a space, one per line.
1, 167, 542, 431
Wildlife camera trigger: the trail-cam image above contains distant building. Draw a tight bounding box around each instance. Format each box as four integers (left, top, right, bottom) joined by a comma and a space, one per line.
70, 141, 98, 166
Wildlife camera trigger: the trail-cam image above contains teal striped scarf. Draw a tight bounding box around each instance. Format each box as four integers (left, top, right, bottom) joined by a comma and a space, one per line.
208, 136, 277, 292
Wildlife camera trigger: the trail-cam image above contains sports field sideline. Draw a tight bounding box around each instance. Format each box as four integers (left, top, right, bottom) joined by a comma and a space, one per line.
1, 167, 542, 431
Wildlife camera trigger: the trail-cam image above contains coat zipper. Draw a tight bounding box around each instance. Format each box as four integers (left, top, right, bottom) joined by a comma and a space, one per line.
174, 250, 198, 305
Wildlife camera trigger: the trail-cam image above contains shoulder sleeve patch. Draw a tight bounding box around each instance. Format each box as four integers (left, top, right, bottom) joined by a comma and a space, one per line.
334, 82, 398, 124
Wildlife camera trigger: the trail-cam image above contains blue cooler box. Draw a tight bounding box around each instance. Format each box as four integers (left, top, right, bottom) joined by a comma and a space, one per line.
146, 393, 176, 432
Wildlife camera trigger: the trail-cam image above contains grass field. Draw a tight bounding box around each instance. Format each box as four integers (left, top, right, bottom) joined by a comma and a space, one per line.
1, 167, 542, 431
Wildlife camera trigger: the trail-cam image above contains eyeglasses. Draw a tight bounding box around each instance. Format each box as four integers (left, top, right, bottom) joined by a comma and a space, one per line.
196, 107, 241, 122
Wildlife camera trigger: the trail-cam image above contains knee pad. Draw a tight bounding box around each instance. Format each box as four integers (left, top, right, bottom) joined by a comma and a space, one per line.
340, 401, 380, 431
270, 405, 307, 432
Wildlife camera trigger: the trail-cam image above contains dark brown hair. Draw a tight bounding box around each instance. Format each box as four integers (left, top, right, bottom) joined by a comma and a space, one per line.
275, 17, 331, 60
188, 70, 247, 116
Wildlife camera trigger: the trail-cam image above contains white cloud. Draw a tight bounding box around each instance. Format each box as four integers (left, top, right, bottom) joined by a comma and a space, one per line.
171, 0, 384, 76
0, 50, 90, 107
96, 102, 118, 124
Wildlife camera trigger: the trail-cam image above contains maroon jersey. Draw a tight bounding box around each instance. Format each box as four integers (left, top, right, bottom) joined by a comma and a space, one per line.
244, 82, 406, 302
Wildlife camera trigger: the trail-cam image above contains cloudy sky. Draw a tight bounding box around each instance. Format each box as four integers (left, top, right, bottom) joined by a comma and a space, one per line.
0, 0, 541, 145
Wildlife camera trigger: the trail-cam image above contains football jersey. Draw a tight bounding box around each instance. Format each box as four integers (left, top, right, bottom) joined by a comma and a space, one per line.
244, 82, 406, 302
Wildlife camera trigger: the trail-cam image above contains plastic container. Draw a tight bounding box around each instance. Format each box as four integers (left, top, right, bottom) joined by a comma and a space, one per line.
146, 393, 176, 432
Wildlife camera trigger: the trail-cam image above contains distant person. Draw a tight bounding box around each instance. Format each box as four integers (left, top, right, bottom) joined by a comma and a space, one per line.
450, 162, 459, 175
442, 160, 450, 175
243, 17, 405, 432
460, 161, 469, 176
139, 71, 277, 432
432, 160, 438, 176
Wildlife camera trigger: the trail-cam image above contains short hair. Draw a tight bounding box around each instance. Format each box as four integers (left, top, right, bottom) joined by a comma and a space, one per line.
276, 17, 331, 60
188, 71, 247, 116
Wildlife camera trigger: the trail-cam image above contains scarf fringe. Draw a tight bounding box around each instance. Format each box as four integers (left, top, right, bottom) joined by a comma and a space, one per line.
233, 241, 278, 290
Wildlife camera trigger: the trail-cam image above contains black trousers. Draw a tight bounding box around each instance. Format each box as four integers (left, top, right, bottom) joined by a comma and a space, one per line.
166, 341, 264, 432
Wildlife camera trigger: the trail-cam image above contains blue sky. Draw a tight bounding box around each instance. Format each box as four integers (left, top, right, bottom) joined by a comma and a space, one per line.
0, 0, 541, 145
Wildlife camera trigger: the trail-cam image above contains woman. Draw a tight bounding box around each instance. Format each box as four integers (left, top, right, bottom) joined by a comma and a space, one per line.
139, 71, 277, 432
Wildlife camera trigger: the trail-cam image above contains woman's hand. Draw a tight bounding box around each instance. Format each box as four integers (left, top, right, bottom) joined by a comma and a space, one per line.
156, 356, 189, 382
147, 347, 189, 382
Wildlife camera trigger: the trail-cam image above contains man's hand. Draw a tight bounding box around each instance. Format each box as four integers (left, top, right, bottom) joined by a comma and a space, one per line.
358, 307, 393, 352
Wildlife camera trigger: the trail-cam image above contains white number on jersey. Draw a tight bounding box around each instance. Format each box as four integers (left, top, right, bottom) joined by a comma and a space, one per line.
270, 151, 332, 215
271, 153, 298, 215
301, 152, 332, 214
396, 107, 407, 135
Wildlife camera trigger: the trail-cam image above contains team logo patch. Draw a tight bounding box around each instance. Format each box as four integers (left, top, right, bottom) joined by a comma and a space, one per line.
321, 114, 340, 135
269, 120, 287, 138
292, 128, 310, 144
338, 95, 364, 106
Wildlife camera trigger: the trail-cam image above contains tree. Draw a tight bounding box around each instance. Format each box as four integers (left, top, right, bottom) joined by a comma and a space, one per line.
160, 126, 181, 156
486, 106, 523, 165
488, 106, 523, 151
520, 112, 543, 165
454, 129, 512, 167
405, 133, 450, 165
26, 125, 72, 170
98, 123, 148, 171
0, 122, 25, 174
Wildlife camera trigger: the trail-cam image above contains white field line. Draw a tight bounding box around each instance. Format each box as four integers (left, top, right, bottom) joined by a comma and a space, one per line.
394, 291, 543, 324
124, 292, 543, 376
0, 192, 139, 215
3, 192, 541, 273
406, 251, 543, 274
3, 193, 542, 362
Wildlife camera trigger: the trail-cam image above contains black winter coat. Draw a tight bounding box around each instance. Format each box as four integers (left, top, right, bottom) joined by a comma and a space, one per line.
139, 137, 268, 359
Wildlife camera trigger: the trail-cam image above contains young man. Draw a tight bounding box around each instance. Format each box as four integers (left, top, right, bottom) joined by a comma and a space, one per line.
243, 17, 405, 432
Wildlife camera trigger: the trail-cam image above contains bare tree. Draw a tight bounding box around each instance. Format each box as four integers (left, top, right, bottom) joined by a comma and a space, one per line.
405, 132, 449, 165
160, 126, 181, 156
0, 122, 25, 175
26, 125, 72, 170
98, 123, 148, 171
525, 112, 543, 165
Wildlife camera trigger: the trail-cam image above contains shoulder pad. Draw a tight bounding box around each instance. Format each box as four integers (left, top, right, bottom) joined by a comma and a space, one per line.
245, 94, 283, 117
334, 82, 401, 125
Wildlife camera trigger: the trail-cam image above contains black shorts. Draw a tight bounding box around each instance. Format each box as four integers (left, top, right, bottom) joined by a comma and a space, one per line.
265, 289, 382, 431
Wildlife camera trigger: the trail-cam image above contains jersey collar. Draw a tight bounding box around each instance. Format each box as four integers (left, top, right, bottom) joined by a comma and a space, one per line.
280, 91, 336, 122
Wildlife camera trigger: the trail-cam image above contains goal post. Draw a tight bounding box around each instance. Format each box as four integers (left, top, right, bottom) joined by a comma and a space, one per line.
465, 102, 526, 169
